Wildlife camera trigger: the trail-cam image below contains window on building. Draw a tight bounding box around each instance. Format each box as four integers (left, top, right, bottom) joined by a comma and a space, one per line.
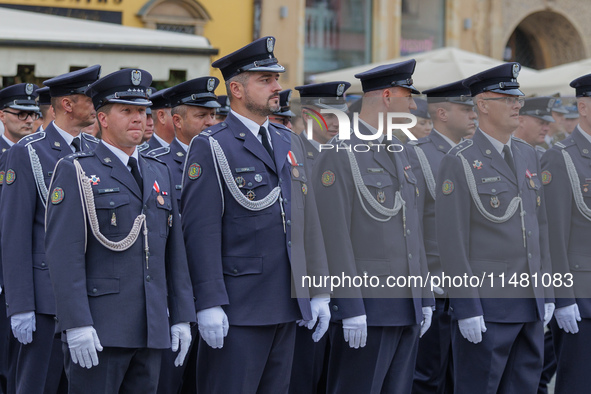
304, 0, 372, 81
400, 0, 445, 56
139, 0, 210, 36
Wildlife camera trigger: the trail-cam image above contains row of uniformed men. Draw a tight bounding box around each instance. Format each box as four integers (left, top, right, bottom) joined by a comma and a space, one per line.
0, 34, 589, 394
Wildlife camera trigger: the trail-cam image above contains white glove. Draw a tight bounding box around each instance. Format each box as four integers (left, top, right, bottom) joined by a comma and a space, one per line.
420, 307, 433, 338
432, 286, 444, 295
197, 306, 229, 349
544, 303, 555, 327
171, 323, 191, 367
342, 315, 367, 349
458, 315, 487, 344
554, 303, 581, 334
11, 312, 36, 344
66, 326, 103, 369
297, 296, 331, 342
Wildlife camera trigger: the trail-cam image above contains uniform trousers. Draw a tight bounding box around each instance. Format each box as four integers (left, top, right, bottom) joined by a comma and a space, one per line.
0, 292, 17, 394
289, 324, 329, 394
550, 317, 591, 394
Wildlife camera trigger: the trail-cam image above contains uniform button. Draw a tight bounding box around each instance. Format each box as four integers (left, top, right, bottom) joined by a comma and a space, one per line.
286, 220, 291, 226
54, 316, 59, 322
575, 264, 580, 269
284, 199, 288, 203
41, 262, 46, 267
528, 231, 532, 237
232, 268, 238, 274
144, 205, 148, 210
146, 275, 151, 282
332, 305, 338, 311
408, 253, 412, 259
406, 229, 411, 235
362, 271, 368, 275
288, 241, 292, 247
110, 201, 115, 207
377, 182, 382, 186
248, 182, 253, 187
491, 189, 496, 193
92, 288, 97, 294
528, 253, 532, 259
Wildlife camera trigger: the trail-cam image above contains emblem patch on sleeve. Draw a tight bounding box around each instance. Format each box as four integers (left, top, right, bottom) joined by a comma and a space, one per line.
188, 163, 202, 180
5, 169, 15, 185
541, 170, 552, 185
0, 171, 5, 185
321, 170, 335, 187
51, 187, 64, 204
442, 179, 454, 195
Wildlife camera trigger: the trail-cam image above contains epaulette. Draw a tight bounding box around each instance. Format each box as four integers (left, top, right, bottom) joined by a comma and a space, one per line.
20, 131, 46, 146
511, 136, 532, 147
200, 123, 227, 138
81, 133, 100, 144
407, 140, 418, 146
137, 142, 150, 152
69, 151, 95, 160
535, 145, 547, 154
555, 138, 575, 150
451, 139, 473, 155
147, 146, 170, 158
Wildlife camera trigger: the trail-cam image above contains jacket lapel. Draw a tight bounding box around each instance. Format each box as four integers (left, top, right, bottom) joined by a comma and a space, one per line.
473, 129, 517, 185
46, 123, 71, 160
140, 155, 158, 203
226, 113, 277, 173
96, 143, 142, 200
269, 124, 291, 175
512, 141, 527, 190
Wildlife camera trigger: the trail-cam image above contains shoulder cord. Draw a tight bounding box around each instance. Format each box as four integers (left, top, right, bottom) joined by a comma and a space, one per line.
28, 144, 48, 209
208, 136, 281, 212
413, 145, 436, 200
562, 149, 591, 221
74, 159, 148, 255
345, 145, 405, 223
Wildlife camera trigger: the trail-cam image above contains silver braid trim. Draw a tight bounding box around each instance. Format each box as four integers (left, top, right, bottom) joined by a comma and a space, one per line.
413, 145, 436, 200
74, 160, 146, 252
459, 153, 523, 223
345, 146, 404, 222
28, 144, 48, 208
209, 136, 280, 211
562, 149, 591, 221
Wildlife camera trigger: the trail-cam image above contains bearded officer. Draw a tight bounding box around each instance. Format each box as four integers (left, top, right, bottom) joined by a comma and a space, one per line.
44, 68, 195, 393
0, 65, 101, 394
435, 63, 554, 394
406, 79, 476, 394
313, 60, 434, 394
540, 73, 591, 394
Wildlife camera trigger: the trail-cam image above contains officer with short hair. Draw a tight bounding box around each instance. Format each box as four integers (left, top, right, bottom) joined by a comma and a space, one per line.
408, 98, 433, 140
181, 36, 330, 393
540, 73, 591, 394
406, 79, 476, 394
435, 63, 554, 394
0, 66, 101, 394
269, 89, 294, 129
45, 68, 195, 394
139, 88, 174, 152
313, 60, 434, 393
514, 97, 555, 159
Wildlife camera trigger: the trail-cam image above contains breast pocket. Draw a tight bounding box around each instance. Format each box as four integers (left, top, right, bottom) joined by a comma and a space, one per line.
155, 194, 173, 238
476, 182, 510, 213
232, 171, 272, 217
363, 174, 395, 206
290, 166, 308, 210
94, 193, 130, 237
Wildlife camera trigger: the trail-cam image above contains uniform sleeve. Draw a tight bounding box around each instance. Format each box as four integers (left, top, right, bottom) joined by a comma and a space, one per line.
1, 144, 38, 316
45, 159, 94, 330
534, 150, 554, 302
541, 149, 575, 307
180, 136, 229, 312
435, 153, 483, 319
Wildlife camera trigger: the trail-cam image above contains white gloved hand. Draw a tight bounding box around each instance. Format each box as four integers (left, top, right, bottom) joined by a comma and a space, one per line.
554, 303, 581, 334
420, 307, 433, 338
197, 306, 229, 349
66, 326, 103, 369
342, 315, 367, 349
297, 296, 331, 342
432, 286, 444, 295
171, 323, 191, 367
544, 303, 555, 327
458, 315, 487, 344
11, 311, 36, 344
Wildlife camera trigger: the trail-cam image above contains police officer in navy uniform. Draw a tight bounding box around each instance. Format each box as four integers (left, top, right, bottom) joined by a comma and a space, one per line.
540, 73, 591, 394
181, 36, 330, 393
148, 76, 220, 211
0, 83, 40, 394
313, 60, 434, 394
44, 68, 195, 394
213, 95, 230, 124
406, 79, 476, 394
148, 76, 220, 394
0, 66, 101, 394
269, 89, 294, 129
145, 87, 175, 151
513, 97, 555, 160
35, 86, 55, 133
295, 81, 351, 168
435, 63, 554, 394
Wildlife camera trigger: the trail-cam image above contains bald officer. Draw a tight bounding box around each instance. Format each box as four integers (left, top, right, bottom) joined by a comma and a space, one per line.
435, 63, 554, 394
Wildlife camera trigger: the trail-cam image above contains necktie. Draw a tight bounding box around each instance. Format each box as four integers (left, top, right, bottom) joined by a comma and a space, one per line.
259, 126, 273, 158
128, 157, 143, 191
71, 137, 81, 153
502, 145, 516, 177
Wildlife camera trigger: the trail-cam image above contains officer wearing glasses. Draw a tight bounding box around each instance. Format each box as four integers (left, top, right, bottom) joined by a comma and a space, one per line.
0, 83, 40, 152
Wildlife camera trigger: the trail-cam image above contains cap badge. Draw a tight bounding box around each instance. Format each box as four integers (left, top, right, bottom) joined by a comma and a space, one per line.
207, 78, 216, 92
25, 84, 34, 95
336, 84, 345, 97
146, 87, 154, 96
548, 98, 556, 108
512, 63, 520, 78
131, 70, 142, 86
266, 37, 274, 53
